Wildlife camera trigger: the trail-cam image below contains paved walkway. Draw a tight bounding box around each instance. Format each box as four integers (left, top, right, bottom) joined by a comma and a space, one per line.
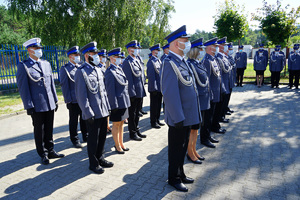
0, 84, 299, 200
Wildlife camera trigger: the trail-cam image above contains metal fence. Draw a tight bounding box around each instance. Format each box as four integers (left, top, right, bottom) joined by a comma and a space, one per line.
0, 44, 68, 91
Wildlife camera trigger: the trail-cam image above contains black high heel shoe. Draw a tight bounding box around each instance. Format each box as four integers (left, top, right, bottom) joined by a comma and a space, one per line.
186, 154, 202, 164
196, 155, 205, 161
114, 146, 125, 154
122, 147, 130, 151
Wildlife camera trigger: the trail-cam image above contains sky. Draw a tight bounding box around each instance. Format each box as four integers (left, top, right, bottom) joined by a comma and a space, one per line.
168, 0, 300, 34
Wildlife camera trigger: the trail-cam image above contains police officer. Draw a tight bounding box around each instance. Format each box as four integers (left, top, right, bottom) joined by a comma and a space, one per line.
137, 42, 148, 116
160, 25, 201, 192
186, 38, 209, 160
105, 48, 131, 154
60, 46, 87, 148
288, 44, 300, 89
254, 49, 267, 87
98, 49, 107, 74
269, 45, 285, 88
147, 43, 165, 129
122, 40, 147, 141
202, 37, 226, 135
258, 44, 269, 85
16, 38, 64, 165
160, 44, 169, 62
235, 45, 247, 87
215, 37, 231, 124
75, 42, 113, 174
226, 42, 236, 114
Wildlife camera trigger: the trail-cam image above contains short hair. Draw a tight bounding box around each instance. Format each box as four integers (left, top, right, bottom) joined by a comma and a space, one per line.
187, 47, 199, 59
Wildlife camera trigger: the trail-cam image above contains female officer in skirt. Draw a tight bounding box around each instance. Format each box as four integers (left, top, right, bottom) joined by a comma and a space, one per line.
254, 49, 268, 88
105, 48, 131, 154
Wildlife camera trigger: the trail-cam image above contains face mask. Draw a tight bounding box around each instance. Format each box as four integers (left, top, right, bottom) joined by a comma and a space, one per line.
239, 49, 243, 52
115, 58, 121, 65
73, 56, 80, 64
178, 41, 191, 55
89, 54, 100, 65
156, 51, 161, 57
137, 49, 141, 55
223, 46, 228, 52
229, 50, 234, 55
215, 46, 219, 54
132, 49, 139, 57
295, 49, 299, 53
198, 51, 205, 59
101, 57, 107, 63
121, 58, 125, 63
33, 49, 43, 58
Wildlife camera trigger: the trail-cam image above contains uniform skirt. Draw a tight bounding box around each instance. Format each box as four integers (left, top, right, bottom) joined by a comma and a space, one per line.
255, 70, 265, 76
191, 123, 200, 130
110, 108, 129, 122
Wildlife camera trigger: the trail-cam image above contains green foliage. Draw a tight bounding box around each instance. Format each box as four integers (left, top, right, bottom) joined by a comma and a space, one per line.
234, 29, 268, 47
214, 0, 249, 42
252, 0, 300, 47
0, 6, 28, 44
190, 30, 215, 42
7, 0, 174, 50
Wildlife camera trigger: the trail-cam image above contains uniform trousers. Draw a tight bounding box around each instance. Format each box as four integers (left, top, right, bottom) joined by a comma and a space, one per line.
226, 89, 232, 112
221, 93, 231, 118
150, 91, 162, 124
86, 117, 107, 169
31, 110, 55, 157
289, 70, 300, 88
211, 99, 223, 130
200, 109, 212, 142
128, 97, 142, 136
68, 103, 87, 143
271, 71, 281, 87
168, 125, 191, 184
236, 68, 245, 85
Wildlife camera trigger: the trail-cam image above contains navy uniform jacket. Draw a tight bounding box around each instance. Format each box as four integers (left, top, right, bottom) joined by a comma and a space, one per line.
104, 64, 131, 110
74, 62, 110, 120
60, 62, 78, 103
234, 52, 247, 69
269, 51, 285, 72
160, 52, 201, 127
122, 55, 146, 98
202, 53, 221, 103
160, 54, 168, 63
254, 53, 267, 71
16, 57, 58, 112
227, 54, 236, 88
97, 63, 106, 75
215, 53, 230, 94
187, 58, 210, 111
136, 55, 146, 84
146, 55, 161, 92
288, 51, 300, 71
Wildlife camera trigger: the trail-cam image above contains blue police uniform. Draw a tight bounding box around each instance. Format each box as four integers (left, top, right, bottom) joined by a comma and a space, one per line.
269, 46, 285, 88
254, 50, 267, 71
136, 42, 147, 116
122, 40, 147, 140
147, 44, 164, 128
288, 44, 300, 88
16, 38, 63, 163
60, 46, 87, 145
97, 49, 107, 74
74, 42, 112, 173
160, 25, 201, 191
234, 46, 247, 86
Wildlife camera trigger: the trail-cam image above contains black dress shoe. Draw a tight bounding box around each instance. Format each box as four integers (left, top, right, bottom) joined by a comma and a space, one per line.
186, 154, 202, 164
197, 155, 205, 161
157, 121, 165, 126
201, 140, 216, 148
130, 134, 142, 141
89, 166, 104, 174
122, 147, 130, 151
114, 146, 125, 154
138, 112, 143, 117
229, 109, 234, 113
212, 128, 226, 134
73, 142, 83, 148
137, 132, 147, 138
225, 111, 231, 115
168, 182, 188, 192
141, 110, 148, 115
220, 118, 229, 123
181, 176, 194, 184
48, 151, 65, 159
151, 123, 161, 129
99, 159, 114, 168
41, 156, 49, 165
209, 136, 219, 143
